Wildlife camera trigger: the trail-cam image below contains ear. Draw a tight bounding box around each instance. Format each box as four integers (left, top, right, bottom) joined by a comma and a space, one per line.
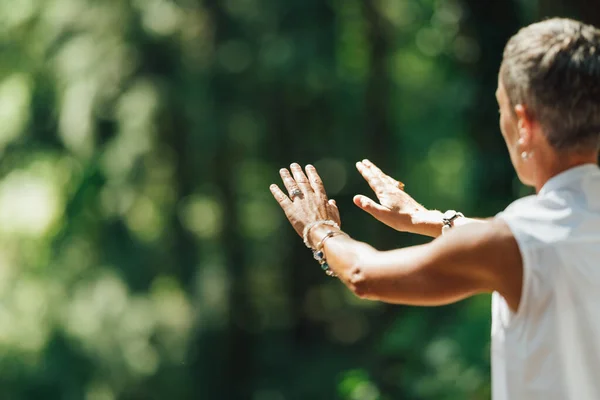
514, 104, 533, 146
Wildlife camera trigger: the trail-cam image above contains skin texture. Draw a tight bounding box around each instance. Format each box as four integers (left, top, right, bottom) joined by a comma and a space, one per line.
269, 77, 598, 313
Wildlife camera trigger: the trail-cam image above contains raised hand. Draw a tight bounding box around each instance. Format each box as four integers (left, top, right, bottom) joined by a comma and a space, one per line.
354, 159, 426, 232
270, 163, 340, 240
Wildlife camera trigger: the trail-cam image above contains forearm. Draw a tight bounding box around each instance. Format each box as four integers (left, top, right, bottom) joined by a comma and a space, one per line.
308, 224, 375, 296
308, 225, 485, 305
409, 210, 488, 238
344, 244, 482, 305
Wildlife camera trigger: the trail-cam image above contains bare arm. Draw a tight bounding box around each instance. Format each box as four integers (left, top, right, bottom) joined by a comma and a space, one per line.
270, 163, 522, 311
308, 217, 523, 311
407, 209, 488, 238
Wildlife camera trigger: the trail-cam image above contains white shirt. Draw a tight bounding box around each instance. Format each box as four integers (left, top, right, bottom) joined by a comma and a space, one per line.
491, 164, 600, 399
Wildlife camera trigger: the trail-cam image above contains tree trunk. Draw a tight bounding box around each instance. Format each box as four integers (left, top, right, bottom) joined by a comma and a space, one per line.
462, 0, 523, 215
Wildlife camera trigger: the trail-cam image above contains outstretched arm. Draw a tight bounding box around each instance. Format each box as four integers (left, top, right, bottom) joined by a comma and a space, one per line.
307, 218, 523, 311
270, 163, 523, 312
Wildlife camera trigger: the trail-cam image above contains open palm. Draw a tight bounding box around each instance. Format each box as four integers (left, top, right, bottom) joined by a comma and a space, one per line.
354, 160, 426, 232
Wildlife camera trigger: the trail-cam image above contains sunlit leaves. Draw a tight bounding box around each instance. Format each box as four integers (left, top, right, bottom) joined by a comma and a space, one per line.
427, 138, 470, 201
240, 198, 282, 239
125, 194, 165, 242
179, 195, 223, 239
61, 271, 194, 379
0, 162, 65, 237
58, 80, 96, 158
150, 276, 194, 362
376, 0, 423, 30
0, 277, 52, 354
414, 338, 487, 399
134, 0, 184, 37
338, 370, 382, 400
0, 0, 536, 397
0, 0, 36, 33
392, 49, 438, 90
0, 74, 31, 151
101, 80, 160, 180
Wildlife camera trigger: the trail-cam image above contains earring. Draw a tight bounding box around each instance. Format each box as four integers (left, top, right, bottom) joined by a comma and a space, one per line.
521, 151, 529, 160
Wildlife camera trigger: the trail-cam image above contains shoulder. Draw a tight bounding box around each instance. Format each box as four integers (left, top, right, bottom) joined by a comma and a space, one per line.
502, 194, 565, 217
429, 219, 523, 310
497, 194, 574, 246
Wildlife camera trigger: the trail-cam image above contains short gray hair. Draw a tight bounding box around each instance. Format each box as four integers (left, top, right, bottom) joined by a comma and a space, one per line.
500, 18, 600, 151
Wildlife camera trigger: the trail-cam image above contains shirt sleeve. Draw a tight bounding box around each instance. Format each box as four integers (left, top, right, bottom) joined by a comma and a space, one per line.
495, 204, 554, 326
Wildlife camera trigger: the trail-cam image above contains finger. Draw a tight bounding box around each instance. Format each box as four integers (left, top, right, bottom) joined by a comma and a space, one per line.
328, 199, 341, 226
279, 168, 303, 199
355, 161, 377, 182
363, 159, 394, 184
353, 195, 390, 216
362, 159, 388, 177
363, 159, 405, 190
270, 184, 292, 208
271, 184, 303, 235
305, 164, 327, 197
290, 163, 312, 193
356, 161, 385, 194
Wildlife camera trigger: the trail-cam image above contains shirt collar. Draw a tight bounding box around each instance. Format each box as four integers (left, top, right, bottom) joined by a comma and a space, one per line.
538, 163, 599, 196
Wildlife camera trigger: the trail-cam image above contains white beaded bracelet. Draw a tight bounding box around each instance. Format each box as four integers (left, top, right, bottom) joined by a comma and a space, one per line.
302, 220, 340, 249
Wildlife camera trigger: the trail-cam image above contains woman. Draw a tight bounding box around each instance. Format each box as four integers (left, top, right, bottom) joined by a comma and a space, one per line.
270, 18, 600, 400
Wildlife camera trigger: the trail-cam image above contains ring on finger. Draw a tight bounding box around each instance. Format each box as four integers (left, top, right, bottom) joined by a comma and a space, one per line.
290, 188, 303, 200
397, 181, 405, 190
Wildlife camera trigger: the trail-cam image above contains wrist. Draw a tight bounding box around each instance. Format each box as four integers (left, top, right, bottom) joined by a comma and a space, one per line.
308, 224, 339, 249
441, 210, 465, 235
408, 209, 468, 238
409, 209, 445, 237
303, 220, 339, 248
307, 225, 348, 278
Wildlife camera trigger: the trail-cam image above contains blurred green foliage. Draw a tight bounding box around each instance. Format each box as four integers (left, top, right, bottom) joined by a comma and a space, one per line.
0, 0, 598, 399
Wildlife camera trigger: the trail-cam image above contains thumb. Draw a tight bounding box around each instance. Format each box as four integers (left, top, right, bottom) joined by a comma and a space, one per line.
328, 199, 341, 226
353, 195, 389, 216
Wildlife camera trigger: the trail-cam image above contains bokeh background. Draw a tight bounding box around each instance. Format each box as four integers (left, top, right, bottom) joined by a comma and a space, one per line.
1, 0, 599, 399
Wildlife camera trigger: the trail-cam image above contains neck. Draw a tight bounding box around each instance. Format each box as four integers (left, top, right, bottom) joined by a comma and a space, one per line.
533, 152, 598, 193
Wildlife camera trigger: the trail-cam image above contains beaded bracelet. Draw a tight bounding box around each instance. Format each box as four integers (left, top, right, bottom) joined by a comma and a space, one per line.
302, 220, 340, 249
316, 230, 348, 251
311, 230, 348, 277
